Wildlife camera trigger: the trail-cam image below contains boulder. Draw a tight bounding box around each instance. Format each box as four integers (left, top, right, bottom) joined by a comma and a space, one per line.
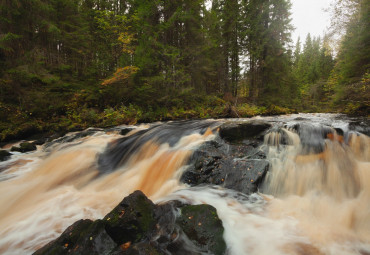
120, 127, 136, 136
11, 142, 37, 153
33, 219, 116, 255
219, 121, 271, 143
177, 205, 226, 255
0, 150, 11, 161
103, 190, 156, 245
223, 159, 269, 194
34, 191, 227, 255
182, 136, 269, 195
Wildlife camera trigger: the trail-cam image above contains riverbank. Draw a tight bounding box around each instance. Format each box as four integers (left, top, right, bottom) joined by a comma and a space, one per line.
0, 102, 296, 143
2, 98, 368, 145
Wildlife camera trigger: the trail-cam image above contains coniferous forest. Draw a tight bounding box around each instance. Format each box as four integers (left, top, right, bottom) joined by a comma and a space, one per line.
0, 0, 369, 141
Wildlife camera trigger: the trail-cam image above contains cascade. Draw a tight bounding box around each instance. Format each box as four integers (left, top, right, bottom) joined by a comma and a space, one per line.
0, 114, 368, 254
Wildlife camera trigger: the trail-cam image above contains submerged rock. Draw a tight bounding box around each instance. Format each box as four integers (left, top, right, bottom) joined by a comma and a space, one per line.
34, 191, 226, 255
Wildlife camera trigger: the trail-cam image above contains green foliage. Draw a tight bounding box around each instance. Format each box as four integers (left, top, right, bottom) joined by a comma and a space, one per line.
291, 33, 336, 111
0, 0, 368, 142
327, 0, 370, 112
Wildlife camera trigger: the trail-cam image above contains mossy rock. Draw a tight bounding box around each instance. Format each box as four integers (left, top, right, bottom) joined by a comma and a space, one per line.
33, 219, 116, 255
11, 142, 37, 153
33, 219, 93, 255
177, 204, 226, 255
0, 150, 11, 161
103, 190, 156, 245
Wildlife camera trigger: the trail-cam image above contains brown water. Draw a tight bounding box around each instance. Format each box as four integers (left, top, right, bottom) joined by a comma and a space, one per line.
261, 129, 370, 254
0, 128, 215, 254
0, 115, 369, 255
161, 128, 370, 255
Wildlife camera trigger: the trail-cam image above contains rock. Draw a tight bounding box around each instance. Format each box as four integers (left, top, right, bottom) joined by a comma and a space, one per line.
104, 190, 156, 245
181, 136, 269, 195
153, 202, 204, 255
0, 150, 11, 161
10, 142, 37, 153
32, 137, 49, 146
120, 127, 136, 136
110, 242, 163, 255
349, 120, 370, 137
223, 159, 269, 194
33, 219, 116, 255
219, 121, 271, 143
177, 205, 226, 255
34, 191, 227, 255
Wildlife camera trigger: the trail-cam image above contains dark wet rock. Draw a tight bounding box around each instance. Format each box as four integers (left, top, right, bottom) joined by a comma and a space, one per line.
182, 133, 269, 195
103, 190, 156, 245
10, 142, 37, 153
153, 201, 206, 255
223, 159, 269, 194
110, 242, 163, 255
32, 137, 49, 146
33, 219, 116, 255
349, 120, 370, 137
219, 121, 271, 143
294, 124, 334, 154
0, 150, 11, 161
120, 127, 136, 136
177, 205, 226, 255
34, 191, 227, 255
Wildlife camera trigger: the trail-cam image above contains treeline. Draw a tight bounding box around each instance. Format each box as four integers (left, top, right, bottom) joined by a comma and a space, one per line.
292, 0, 369, 113
0, 0, 368, 141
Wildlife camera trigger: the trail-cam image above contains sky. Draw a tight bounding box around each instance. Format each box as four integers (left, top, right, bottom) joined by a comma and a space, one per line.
291, 0, 334, 43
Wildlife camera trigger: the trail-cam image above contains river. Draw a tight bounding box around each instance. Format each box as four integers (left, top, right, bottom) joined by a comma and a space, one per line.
0, 114, 369, 254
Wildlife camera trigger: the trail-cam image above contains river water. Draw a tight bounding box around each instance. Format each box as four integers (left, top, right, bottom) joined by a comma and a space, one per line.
0, 114, 369, 254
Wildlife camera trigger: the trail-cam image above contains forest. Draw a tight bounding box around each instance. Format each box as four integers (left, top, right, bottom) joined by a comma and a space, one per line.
0, 0, 369, 141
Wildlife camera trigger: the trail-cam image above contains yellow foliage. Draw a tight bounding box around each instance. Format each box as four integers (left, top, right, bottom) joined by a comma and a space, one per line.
118, 31, 136, 54
101, 66, 139, 86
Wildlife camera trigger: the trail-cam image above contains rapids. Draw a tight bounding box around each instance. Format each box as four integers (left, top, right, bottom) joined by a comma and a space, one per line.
0, 114, 369, 255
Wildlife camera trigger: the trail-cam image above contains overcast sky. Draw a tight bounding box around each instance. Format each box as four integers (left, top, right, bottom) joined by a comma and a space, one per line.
291, 0, 334, 43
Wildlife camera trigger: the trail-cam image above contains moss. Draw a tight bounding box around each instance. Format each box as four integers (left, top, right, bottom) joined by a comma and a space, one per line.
103, 191, 156, 245
10, 142, 37, 152
177, 204, 226, 255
